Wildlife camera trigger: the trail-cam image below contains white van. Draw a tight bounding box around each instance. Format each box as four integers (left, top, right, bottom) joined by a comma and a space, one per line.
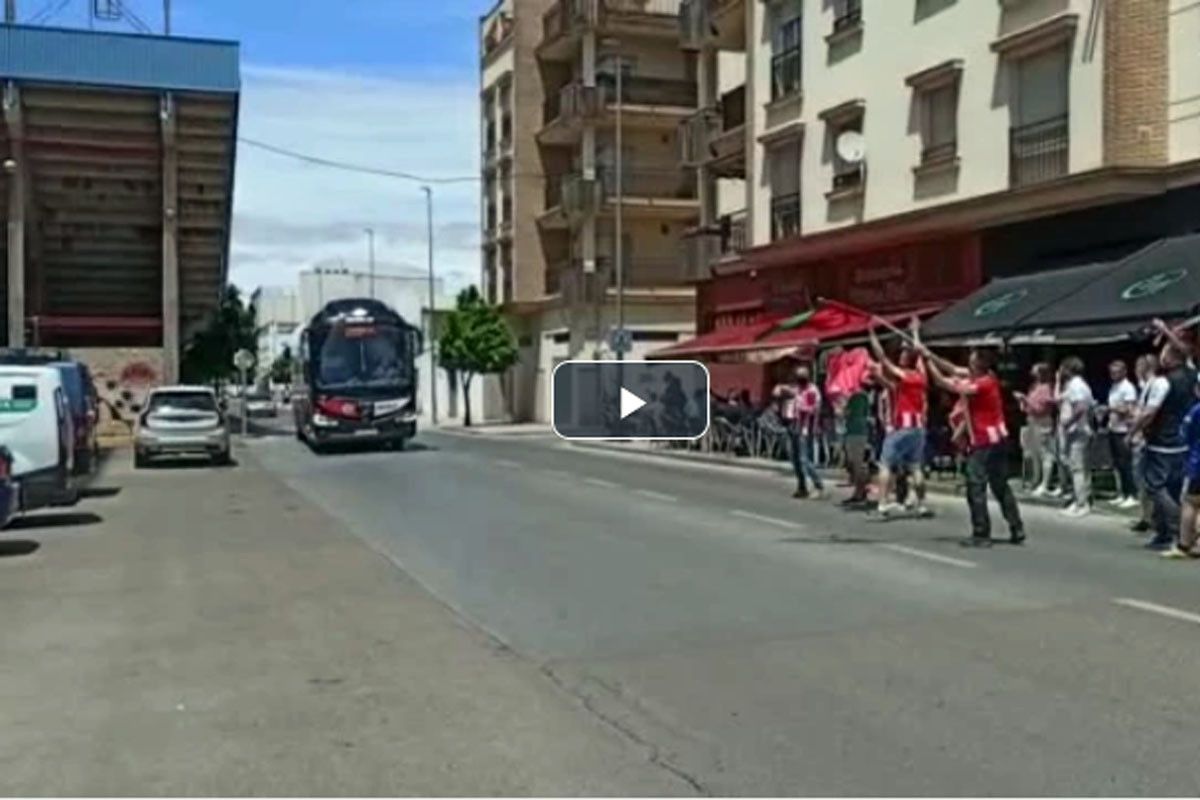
0, 365, 76, 511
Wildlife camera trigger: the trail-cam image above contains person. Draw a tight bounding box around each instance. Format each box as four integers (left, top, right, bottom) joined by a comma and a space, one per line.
1104, 359, 1139, 508
839, 379, 872, 506
1015, 363, 1058, 496
1163, 375, 1200, 559
1056, 356, 1095, 517
1129, 337, 1197, 550
1129, 354, 1161, 533
774, 364, 824, 499
867, 325, 929, 517
921, 343, 1025, 547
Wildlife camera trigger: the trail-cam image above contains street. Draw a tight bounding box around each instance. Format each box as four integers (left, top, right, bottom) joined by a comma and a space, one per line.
2, 424, 1199, 795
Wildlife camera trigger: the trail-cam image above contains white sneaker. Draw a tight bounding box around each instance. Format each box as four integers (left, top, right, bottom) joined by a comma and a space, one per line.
1119, 496, 1140, 510
877, 502, 901, 516
1060, 502, 1080, 516
1066, 504, 1091, 518
1031, 485, 1048, 498
1047, 487, 1065, 498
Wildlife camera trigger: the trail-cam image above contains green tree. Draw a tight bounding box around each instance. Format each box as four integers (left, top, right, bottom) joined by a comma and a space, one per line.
181, 285, 258, 386
270, 345, 295, 386
438, 286, 518, 426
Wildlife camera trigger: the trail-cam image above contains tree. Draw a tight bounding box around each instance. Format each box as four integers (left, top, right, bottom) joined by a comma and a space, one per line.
438, 286, 518, 426
270, 345, 295, 386
181, 285, 258, 386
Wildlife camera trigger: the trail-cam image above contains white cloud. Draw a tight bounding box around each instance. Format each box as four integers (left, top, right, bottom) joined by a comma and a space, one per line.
230, 64, 480, 297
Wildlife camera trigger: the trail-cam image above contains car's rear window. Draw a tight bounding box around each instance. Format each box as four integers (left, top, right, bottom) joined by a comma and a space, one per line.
148, 392, 217, 413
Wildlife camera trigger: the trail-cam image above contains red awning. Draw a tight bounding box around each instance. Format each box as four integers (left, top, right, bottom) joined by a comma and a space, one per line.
649, 314, 786, 359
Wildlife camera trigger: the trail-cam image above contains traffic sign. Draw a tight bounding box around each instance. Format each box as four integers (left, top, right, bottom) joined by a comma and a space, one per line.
608, 328, 632, 355
233, 349, 255, 371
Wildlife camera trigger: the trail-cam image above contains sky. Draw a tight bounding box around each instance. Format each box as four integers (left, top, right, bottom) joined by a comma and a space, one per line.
30, 0, 485, 295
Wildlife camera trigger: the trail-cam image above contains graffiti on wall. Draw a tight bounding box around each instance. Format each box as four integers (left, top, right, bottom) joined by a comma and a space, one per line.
71, 348, 164, 434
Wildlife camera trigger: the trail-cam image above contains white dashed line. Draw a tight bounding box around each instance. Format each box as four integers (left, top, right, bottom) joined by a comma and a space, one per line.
634, 489, 678, 503
730, 509, 804, 531
880, 544, 978, 569
1112, 598, 1200, 627
584, 477, 619, 489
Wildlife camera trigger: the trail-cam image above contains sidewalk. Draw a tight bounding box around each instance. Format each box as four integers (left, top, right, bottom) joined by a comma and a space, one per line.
0, 445, 684, 795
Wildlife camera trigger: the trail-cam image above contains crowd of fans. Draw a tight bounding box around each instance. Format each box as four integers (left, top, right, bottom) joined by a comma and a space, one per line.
722, 317, 1200, 557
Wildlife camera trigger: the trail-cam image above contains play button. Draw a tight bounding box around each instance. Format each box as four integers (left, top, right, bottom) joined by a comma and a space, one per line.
619, 387, 647, 420
551, 360, 710, 441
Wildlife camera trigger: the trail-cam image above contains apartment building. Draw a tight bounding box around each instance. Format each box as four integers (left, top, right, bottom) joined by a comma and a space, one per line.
480, 0, 699, 423
666, 0, 1200, 395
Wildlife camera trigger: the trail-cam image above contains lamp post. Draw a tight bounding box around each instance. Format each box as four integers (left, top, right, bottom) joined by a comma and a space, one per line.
421, 186, 438, 425
601, 39, 626, 361
364, 227, 376, 299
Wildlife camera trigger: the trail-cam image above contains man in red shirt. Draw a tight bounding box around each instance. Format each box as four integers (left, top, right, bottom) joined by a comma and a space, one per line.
922, 344, 1025, 547
868, 327, 930, 517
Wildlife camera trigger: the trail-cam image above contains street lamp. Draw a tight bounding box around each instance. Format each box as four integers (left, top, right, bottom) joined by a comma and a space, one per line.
421, 186, 438, 425
602, 38, 625, 362
364, 227, 376, 299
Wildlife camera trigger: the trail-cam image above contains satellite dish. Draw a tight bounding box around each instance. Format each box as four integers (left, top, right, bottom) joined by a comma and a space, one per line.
835, 130, 866, 163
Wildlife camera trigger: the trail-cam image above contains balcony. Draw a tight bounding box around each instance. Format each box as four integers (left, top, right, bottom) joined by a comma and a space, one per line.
540, 0, 684, 61
597, 255, 691, 288
682, 208, 746, 277
680, 85, 745, 178
499, 196, 514, 239
541, 77, 696, 143
679, 0, 746, 51
770, 192, 800, 241
1010, 115, 1069, 188
829, 163, 866, 198
482, 11, 515, 63
483, 122, 498, 170
540, 173, 601, 226
500, 115, 513, 151
597, 165, 697, 202
828, 0, 863, 42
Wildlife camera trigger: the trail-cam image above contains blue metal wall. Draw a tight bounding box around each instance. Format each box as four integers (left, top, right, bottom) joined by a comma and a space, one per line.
0, 24, 239, 93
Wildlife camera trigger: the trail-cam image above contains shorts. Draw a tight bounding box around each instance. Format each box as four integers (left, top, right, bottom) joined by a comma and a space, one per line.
881, 428, 925, 471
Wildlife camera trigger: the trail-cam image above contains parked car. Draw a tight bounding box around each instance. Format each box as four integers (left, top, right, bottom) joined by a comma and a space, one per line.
51, 361, 99, 475
244, 388, 277, 418
134, 386, 231, 468
0, 364, 77, 511
0, 445, 17, 530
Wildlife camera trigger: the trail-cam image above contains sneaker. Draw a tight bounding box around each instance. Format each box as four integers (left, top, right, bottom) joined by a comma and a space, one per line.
1046, 487, 1065, 498
876, 502, 901, 517
1144, 538, 1174, 552
1066, 504, 1091, 518
792, 489, 810, 499
1130, 519, 1151, 533
1009, 530, 1027, 546
1119, 496, 1141, 510
1030, 485, 1048, 498
960, 536, 993, 548
810, 488, 825, 500
915, 505, 934, 519
1060, 502, 1079, 516
1161, 545, 1199, 560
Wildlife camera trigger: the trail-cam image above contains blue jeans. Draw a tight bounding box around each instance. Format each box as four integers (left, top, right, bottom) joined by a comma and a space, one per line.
788, 430, 823, 493
1143, 449, 1184, 545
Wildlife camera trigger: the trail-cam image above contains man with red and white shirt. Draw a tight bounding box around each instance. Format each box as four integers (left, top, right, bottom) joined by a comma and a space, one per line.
868, 327, 930, 517
774, 364, 824, 499
922, 344, 1026, 547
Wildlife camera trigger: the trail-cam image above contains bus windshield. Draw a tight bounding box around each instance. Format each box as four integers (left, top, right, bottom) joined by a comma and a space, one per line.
314, 324, 410, 392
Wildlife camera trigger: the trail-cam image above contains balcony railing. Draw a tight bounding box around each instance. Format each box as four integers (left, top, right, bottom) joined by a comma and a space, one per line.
500, 197, 513, 234
486, 204, 498, 231
500, 116, 513, 150
720, 208, 747, 254
597, 74, 696, 108
832, 163, 865, 193
544, 0, 683, 44
771, 46, 802, 101
1010, 115, 1069, 187
597, 166, 697, 200
771, 192, 801, 241
597, 255, 688, 288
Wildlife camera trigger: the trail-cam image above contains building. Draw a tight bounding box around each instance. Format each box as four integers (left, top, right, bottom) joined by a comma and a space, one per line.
250, 285, 302, 369
668, 0, 1200, 397
0, 23, 239, 429
479, 0, 700, 423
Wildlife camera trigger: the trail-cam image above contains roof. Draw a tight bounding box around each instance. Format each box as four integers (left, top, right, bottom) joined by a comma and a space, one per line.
0, 24, 240, 93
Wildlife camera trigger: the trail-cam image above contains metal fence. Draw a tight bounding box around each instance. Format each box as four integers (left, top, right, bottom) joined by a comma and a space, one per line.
770, 193, 801, 241
1009, 115, 1069, 187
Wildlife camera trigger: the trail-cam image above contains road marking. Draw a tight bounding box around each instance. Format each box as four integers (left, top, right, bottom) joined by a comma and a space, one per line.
1112, 598, 1200, 626
634, 489, 678, 503
584, 477, 619, 489
495, 459, 522, 469
730, 509, 803, 531
881, 544, 978, 569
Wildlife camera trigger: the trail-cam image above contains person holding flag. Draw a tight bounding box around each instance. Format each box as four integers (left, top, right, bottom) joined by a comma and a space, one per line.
867, 323, 931, 518
917, 337, 1026, 547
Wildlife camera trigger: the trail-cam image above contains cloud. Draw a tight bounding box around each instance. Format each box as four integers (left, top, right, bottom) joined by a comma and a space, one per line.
230, 64, 480, 295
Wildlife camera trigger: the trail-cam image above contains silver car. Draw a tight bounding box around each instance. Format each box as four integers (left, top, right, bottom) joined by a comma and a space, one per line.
134, 386, 231, 468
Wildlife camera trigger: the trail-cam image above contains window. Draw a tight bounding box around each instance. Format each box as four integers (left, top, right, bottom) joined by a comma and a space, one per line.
830, 116, 865, 193
1010, 46, 1070, 186
771, 5, 802, 101
769, 139, 801, 240
832, 0, 862, 33
920, 82, 958, 164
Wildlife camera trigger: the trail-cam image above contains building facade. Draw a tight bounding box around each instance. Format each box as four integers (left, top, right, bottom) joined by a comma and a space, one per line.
674, 0, 1200, 396
480, 0, 700, 423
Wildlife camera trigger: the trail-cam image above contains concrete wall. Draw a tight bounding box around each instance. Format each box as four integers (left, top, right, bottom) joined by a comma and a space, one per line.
68, 347, 164, 435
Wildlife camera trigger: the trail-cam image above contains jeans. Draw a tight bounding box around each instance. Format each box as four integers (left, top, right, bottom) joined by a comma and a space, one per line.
1108, 431, 1136, 499
965, 442, 1024, 539
1029, 424, 1057, 489
1062, 433, 1092, 507
788, 430, 823, 493
1142, 448, 1185, 544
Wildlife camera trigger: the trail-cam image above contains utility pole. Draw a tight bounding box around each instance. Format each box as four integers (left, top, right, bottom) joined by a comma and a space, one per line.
365, 227, 376, 299
163, 0, 171, 34
5, 0, 15, 24
422, 186, 438, 425
614, 49, 626, 362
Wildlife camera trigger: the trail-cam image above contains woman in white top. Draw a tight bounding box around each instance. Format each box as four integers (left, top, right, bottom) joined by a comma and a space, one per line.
1057, 356, 1095, 517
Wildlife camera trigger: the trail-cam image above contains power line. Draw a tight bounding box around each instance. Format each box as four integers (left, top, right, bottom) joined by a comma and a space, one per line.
29, 0, 72, 23
238, 136, 549, 185
114, 0, 152, 33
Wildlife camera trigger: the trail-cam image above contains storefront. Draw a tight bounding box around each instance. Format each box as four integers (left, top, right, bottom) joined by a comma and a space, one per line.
656, 233, 983, 400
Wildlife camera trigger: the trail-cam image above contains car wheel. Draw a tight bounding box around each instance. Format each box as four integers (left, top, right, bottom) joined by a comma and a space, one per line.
392, 438, 407, 452
213, 449, 233, 467
134, 451, 150, 469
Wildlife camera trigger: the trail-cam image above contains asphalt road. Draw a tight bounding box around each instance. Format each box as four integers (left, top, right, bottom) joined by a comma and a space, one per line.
249, 422, 1200, 796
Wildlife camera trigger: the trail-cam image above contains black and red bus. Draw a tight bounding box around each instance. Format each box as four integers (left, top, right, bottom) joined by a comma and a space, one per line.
293, 298, 422, 451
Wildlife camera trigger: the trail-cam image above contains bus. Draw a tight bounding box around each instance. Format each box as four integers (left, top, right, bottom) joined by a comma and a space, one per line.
292, 298, 422, 452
